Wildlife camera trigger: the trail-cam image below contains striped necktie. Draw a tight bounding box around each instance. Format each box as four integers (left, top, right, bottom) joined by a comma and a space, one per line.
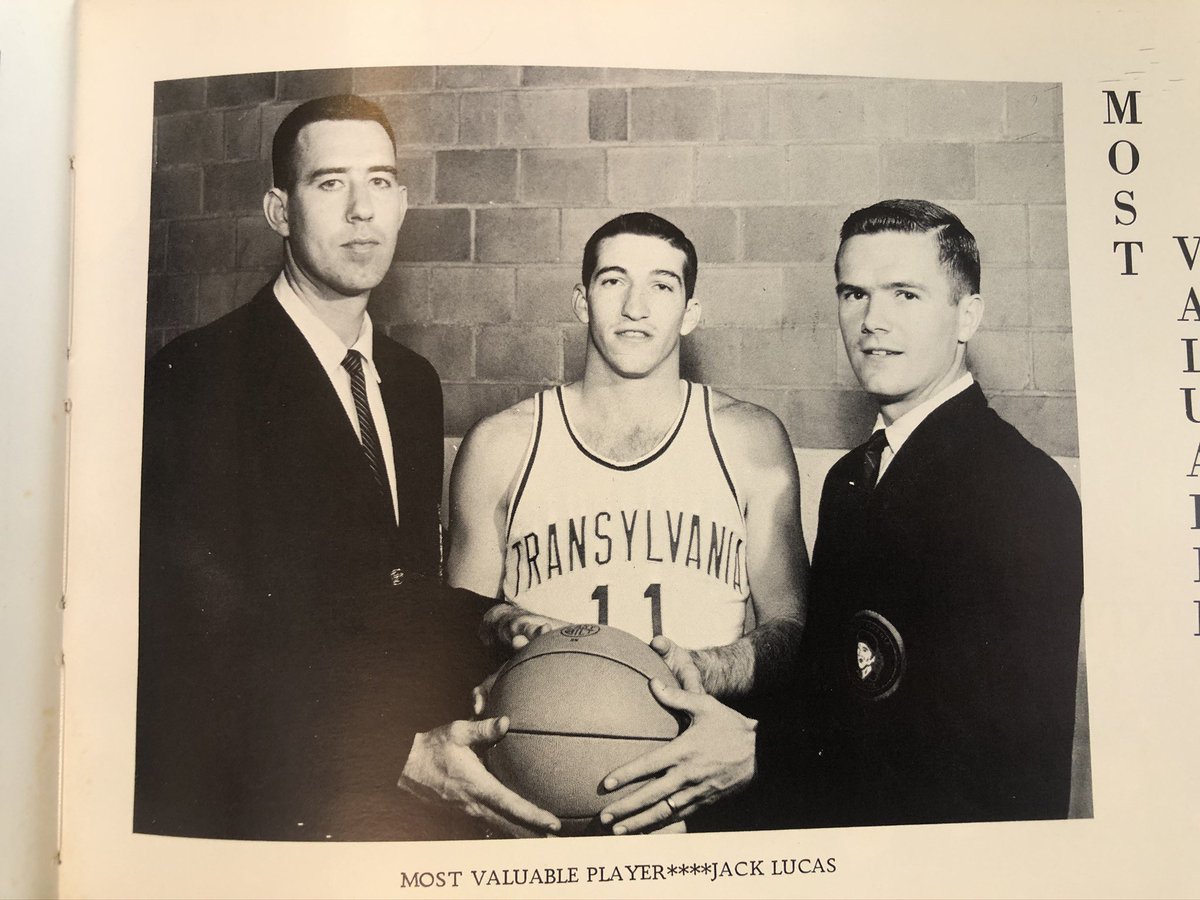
341, 349, 392, 518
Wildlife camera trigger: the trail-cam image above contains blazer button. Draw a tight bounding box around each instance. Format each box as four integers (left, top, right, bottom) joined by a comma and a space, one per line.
389, 568, 406, 587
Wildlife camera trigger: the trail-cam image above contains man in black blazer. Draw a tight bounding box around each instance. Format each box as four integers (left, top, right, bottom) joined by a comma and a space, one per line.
135, 95, 551, 841
792, 199, 1084, 826
573, 199, 1084, 834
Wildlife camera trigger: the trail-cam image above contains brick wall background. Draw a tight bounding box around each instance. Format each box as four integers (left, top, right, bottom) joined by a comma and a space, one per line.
148, 66, 1076, 455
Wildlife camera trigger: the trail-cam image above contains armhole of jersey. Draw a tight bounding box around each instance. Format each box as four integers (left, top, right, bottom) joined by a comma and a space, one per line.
704, 385, 743, 516
504, 391, 545, 539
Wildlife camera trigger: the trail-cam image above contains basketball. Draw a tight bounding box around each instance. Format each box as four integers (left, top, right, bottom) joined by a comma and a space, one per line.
484, 623, 684, 834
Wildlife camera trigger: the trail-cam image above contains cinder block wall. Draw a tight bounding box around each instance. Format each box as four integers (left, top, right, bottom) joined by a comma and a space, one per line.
148, 66, 1075, 454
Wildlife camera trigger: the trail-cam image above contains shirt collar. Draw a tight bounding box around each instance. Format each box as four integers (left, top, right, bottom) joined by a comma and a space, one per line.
273, 272, 377, 382
871, 371, 974, 456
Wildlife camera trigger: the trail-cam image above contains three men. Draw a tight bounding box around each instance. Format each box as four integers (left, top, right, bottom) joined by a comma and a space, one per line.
599, 200, 1084, 831
137, 87, 1082, 836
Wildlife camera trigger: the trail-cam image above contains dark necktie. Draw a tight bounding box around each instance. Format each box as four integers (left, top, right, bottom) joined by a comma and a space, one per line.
861, 428, 889, 491
341, 349, 393, 519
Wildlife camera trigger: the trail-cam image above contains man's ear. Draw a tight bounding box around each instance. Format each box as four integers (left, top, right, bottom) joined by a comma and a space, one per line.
956, 293, 984, 344
680, 297, 702, 336
572, 284, 590, 325
263, 188, 289, 238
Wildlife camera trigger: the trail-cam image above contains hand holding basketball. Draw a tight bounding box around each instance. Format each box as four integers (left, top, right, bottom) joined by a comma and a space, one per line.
650, 634, 704, 693
483, 624, 685, 833
480, 602, 568, 651
471, 670, 498, 717
398, 717, 562, 837
598, 679, 757, 834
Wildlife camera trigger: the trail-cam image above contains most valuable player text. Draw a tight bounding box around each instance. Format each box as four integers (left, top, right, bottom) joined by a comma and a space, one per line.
396, 857, 836, 889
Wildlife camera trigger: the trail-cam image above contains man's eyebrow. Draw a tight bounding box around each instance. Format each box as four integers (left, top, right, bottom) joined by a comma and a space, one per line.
835, 280, 929, 293
306, 167, 349, 181
592, 265, 629, 280
592, 266, 683, 285
304, 165, 399, 180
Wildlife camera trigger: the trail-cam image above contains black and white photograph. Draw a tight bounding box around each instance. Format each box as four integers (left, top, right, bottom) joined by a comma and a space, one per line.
134, 65, 1086, 842
30, 1, 1200, 897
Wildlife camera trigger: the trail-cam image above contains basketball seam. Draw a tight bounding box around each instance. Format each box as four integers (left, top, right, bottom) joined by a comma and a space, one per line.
505, 728, 674, 741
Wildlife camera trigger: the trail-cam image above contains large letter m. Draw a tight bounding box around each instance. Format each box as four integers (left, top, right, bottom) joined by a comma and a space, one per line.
1104, 90, 1141, 125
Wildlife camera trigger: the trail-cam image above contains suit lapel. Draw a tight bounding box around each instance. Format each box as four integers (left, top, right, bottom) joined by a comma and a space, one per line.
244, 288, 395, 530
375, 342, 419, 528
858, 383, 988, 510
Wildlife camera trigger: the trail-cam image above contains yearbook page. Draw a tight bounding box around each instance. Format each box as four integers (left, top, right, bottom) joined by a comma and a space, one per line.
0, 1, 73, 898
62, 0, 1200, 896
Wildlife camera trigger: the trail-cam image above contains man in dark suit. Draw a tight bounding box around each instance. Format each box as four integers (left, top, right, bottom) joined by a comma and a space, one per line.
135, 95, 555, 841
589, 199, 1084, 834
792, 199, 1084, 826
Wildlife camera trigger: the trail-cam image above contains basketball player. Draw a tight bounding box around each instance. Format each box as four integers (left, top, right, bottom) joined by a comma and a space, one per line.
443, 212, 808, 831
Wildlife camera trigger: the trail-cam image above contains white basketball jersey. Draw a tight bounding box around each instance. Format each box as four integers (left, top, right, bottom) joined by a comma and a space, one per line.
503, 382, 749, 648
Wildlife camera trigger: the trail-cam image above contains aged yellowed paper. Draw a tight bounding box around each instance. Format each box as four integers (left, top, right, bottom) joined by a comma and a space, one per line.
62, 1, 1200, 896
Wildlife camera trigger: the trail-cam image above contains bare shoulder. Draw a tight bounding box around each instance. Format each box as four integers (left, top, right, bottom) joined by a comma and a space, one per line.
709, 389, 796, 472
456, 395, 539, 475
461, 396, 537, 451
710, 390, 801, 526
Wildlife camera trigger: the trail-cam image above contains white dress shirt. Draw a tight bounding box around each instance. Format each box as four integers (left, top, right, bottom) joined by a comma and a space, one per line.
872, 371, 975, 484
273, 272, 398, 523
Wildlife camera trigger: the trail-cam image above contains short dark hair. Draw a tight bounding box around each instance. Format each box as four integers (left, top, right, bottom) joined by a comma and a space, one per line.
271, 94, 396, 191
581, 212, 698, 299
837, 199, 981, 299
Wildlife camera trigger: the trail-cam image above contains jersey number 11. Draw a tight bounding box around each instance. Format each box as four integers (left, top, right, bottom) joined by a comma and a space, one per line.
591, 583, 662, 636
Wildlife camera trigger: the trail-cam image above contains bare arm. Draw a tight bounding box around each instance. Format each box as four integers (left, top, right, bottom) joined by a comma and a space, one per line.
445, 407, 529, 598
689, 396, 809, 699
446, 400, 569, 650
